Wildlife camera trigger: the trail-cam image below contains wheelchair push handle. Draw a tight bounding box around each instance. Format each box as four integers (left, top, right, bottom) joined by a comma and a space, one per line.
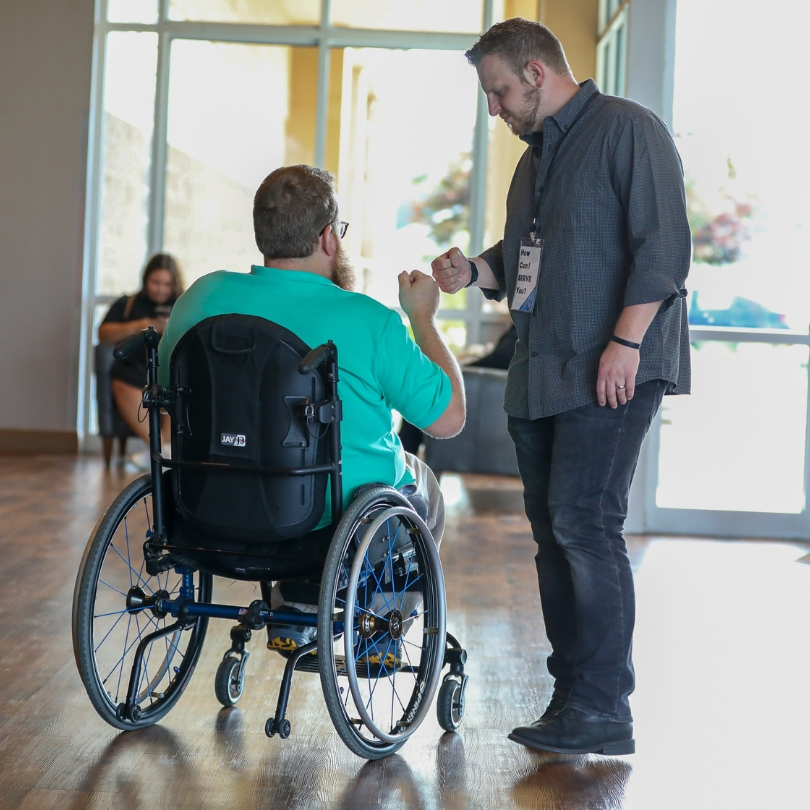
114, 326, 161, 360
298, 341, 337, 374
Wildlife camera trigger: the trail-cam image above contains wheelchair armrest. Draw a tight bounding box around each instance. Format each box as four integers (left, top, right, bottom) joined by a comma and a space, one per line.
299, 341, 337, 373
114, 326, 160, 360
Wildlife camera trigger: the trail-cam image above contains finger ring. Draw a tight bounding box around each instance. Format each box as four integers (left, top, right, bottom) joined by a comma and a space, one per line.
617, 384, 626, 390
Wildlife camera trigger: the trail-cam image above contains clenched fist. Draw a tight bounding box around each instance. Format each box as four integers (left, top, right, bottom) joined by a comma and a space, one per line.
431, 247, 470, 294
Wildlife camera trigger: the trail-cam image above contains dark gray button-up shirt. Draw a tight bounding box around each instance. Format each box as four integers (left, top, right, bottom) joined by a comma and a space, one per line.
479, 79, 691, 419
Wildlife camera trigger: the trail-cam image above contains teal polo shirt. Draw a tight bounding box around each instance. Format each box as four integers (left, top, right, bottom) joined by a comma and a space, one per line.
158, 266, 451, 526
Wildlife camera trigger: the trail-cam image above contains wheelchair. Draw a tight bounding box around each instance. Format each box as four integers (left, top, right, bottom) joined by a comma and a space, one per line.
72, 314, 468, 760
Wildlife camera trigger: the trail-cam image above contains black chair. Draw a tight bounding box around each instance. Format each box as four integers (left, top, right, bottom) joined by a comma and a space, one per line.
423, 366, 519, 477
94, 342, 135, 466
72, 315, 468, 760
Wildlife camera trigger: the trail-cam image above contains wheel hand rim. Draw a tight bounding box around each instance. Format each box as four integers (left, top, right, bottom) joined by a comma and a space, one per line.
343, 506, 445, 744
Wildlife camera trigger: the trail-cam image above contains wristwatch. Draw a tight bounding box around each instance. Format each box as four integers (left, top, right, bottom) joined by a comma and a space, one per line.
465, 258, 479, 288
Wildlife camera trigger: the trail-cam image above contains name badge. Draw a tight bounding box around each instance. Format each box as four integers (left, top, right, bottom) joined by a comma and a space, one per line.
512, 236, 543, 313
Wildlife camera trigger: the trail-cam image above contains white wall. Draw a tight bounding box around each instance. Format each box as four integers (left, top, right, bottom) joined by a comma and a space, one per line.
0, 0, 95, 434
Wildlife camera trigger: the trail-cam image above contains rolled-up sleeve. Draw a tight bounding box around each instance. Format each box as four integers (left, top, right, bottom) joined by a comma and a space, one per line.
479, 240, 507, 302
614, 112, 692, 310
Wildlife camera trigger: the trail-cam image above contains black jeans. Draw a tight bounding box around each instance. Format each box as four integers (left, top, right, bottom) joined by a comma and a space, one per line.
507, 379, 666, 722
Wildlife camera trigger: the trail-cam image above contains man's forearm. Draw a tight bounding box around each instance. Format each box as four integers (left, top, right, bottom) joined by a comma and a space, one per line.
469, 256, 499, 291
613, 301, 663, 344
410, 314, 465, 436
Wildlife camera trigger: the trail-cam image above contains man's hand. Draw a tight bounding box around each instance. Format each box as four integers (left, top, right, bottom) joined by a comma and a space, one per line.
398, 270, 465, 438
431, 247, 470, 294
398, 270, 440, 322
596, 341, 640, 408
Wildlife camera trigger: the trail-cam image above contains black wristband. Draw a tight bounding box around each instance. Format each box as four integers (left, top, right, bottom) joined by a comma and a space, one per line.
611, 335, 641, 350
464, 258, 479, 288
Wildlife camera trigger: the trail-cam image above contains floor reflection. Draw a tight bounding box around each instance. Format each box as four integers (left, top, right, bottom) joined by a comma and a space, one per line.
512, 754, 632, 810
335, 755, 428, 810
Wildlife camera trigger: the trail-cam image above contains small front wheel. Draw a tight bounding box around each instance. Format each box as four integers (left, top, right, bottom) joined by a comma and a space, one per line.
215, 655, 245, 707
437, 678, 465, 731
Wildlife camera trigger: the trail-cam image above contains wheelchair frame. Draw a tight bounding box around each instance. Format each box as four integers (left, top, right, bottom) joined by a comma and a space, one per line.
73, 324, 468, 760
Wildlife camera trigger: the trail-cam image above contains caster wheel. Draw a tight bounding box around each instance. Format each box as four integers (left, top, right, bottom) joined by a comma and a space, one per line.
437, 679, 464, 731
265, 717, 276, 738
278, 718, 291, 739
215, 655, 245, 707
130, 704, 142, 723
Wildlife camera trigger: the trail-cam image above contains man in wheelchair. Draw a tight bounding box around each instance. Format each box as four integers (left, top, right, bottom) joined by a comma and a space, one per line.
157, 164, 466, 660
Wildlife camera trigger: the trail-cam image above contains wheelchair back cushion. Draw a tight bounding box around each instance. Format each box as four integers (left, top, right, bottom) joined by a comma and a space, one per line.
169, 314, 328, 544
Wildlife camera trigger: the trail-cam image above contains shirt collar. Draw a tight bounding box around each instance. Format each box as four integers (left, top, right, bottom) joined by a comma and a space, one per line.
250, 264, 335, 286
520, 78, 601, 147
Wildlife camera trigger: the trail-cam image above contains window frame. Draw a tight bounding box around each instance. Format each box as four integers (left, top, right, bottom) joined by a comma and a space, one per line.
596, 0, 629, 97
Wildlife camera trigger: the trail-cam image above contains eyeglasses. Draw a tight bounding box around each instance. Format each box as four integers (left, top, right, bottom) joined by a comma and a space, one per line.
319, 220, 349, 238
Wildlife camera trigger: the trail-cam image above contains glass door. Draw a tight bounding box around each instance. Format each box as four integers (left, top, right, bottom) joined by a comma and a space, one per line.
642, 0, 810, 539
162, 40, 318, 285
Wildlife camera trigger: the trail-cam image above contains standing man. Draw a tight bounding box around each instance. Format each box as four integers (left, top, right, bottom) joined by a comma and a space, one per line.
432, 18, 690, 755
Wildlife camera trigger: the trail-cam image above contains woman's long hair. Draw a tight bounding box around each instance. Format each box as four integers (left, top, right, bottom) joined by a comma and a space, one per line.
141, 253, 185, 301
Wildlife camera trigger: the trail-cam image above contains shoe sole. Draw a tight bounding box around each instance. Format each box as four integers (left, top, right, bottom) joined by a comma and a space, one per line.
362, 653, 403, 668
508, 732, 635, 756
267, 638, 316, 657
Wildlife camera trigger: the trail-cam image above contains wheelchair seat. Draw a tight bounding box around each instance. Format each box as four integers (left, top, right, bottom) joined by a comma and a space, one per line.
72, 315, 468, 760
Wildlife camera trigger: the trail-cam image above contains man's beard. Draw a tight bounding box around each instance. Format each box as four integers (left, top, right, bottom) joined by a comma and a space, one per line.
508, 84, 542, 137
331, 241, 356, 291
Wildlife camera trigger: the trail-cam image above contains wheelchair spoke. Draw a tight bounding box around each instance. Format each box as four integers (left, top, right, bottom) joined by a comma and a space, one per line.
108, 542, 157, 597
123, 515, 133, 590
142, 497, 152, 536
94, 605, 129, 655
100, 612, 146, 686
99, 606, 173, 694
109, 611, 135, 703
365, 560, 394, 614
385, 676, 394, 728
97, 578, 130, 600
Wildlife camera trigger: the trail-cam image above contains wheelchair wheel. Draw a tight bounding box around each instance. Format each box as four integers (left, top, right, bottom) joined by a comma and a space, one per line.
436, 678, 465, 731
318, 486, 446, 760
72, 474, 212, 730
215, 655, 245, 707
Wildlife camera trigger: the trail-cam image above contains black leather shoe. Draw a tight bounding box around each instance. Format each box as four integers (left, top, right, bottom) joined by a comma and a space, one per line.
509, 707, 635, 755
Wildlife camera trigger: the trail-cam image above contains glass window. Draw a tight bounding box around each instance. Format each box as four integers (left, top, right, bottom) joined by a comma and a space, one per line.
656, 341, 808, 514
163, 41, 317, 285
97, 32, 158, 296
596, 7, 627, 97
673, 0, 810, 333
169, 0, 319, 24
328, 47, 479, 311
599, 0, 623, 33
330, 0, 484, 33
107, 0, 158, 24
84, 0, 506, 440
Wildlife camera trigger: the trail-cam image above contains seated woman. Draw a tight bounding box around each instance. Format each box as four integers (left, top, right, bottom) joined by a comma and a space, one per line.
98, 253, 184, 449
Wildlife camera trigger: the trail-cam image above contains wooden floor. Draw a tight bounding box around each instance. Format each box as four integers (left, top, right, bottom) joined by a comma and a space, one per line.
1, 456, 809, 810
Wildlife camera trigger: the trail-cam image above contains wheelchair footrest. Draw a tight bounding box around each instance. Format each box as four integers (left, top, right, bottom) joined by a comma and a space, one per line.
293, 653, 418, 679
